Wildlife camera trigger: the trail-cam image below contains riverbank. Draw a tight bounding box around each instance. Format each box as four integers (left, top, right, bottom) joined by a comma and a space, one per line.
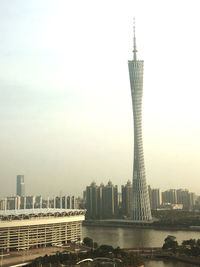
83, 219, 200, 231
83, 225, 200, 266
153, 254, 200, 266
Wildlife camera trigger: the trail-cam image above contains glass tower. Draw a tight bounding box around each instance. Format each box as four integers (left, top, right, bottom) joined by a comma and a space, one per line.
128, 24, 152, 221
16, 175, 25, 196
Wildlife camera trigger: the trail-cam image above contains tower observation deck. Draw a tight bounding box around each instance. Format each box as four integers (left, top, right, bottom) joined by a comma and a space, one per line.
128, 23, 152, 221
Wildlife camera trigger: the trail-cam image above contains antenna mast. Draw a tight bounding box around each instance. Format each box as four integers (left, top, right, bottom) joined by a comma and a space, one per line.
133, 18, 137, 60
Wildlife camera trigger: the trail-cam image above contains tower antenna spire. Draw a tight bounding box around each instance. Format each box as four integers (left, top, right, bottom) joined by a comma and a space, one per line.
133, 17, 137, 60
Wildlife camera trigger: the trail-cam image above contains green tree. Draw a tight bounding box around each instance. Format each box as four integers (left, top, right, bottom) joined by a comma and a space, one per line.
162, 235, 178, 252
182, 239, 196, 248
83, 237, 93, 247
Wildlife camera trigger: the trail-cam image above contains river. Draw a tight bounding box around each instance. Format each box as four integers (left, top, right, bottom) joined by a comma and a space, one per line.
82, 225, 200, 267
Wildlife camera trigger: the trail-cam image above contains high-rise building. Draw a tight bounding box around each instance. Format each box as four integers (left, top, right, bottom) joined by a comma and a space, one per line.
85, 181, 118, 219
121, 180, 132, 217
67, 196, 71, 209
162, 189, 177, 204
71, 196, 75, 209
189, 192, 196, 211
102, 181, 118, 218
161, 189, 195, 211
35, 196, 42, 208
16, 175, 25, 196
86, 182, 99, 219
151, 189, 162, 210
176, 189, 192, 210
25, 196, 35, 209
97, 183, 104, 218
6, 197, 21, 210
128, 23, 152, 221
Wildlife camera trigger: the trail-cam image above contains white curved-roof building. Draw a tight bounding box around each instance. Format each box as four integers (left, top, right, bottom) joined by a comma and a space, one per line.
0, 209, 86, 252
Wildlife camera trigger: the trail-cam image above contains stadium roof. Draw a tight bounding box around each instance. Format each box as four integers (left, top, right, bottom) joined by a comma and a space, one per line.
0, 208, 86, 221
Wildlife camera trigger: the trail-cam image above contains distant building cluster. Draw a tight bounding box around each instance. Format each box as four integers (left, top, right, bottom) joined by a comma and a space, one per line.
84, 181, 199, 219
85, 181, 119, 219
84, 180, 135, 219
0, 176, 86, 253
148, 186, 196, 211
0, 195, 81, 211
0, 175, 82, 211
1, 174, 199, 217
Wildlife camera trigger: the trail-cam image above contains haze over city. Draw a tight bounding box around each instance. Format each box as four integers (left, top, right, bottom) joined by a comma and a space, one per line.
0, 0, 200, 197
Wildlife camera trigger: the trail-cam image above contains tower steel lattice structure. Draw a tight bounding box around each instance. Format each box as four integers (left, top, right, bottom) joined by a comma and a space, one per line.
128, 23, 152, 221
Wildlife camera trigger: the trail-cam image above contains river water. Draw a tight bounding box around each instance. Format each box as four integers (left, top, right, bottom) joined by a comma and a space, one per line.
82, 226, 200, 267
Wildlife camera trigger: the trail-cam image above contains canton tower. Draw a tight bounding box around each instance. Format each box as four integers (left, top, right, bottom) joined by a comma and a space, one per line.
128, 23, 152, 221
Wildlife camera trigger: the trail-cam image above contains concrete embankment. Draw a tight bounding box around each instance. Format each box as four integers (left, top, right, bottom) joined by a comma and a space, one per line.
83, 219, 200, 231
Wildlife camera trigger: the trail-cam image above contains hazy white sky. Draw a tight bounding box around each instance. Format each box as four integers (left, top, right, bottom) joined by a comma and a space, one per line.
0, 0, 200, 197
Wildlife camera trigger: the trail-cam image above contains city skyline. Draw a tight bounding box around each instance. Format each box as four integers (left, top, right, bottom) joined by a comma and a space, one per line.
0, 178, 197, 198
1, 181, 198, 215
0, 0, 200, 197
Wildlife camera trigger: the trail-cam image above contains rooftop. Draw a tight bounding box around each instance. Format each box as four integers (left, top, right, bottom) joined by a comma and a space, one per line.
0, 208, 86, 221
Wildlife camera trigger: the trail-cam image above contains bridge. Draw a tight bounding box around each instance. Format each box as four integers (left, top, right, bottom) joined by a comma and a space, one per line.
124, 247, 162, 255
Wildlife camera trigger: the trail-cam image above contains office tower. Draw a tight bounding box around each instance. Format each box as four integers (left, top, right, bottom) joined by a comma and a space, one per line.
121, 180, 132, 217
151, 189, 162, 210
16, 175, 25, 196
128, 23, 152, 221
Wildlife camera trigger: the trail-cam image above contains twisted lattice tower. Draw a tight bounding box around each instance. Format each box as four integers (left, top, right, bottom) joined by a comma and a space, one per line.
128, 22, 152, 221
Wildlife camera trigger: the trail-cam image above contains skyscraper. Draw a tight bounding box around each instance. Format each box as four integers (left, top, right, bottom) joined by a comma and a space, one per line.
86, 182, 99, 219
16, 175, 25, 196
121, 180, 132, 217
128, 23, 152, 221
102, 181, 118, 218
